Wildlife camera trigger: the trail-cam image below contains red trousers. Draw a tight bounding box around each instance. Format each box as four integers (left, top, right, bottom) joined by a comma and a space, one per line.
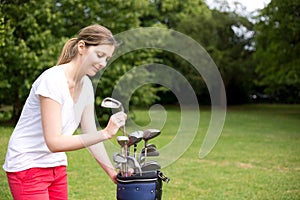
6, 166, 68, 200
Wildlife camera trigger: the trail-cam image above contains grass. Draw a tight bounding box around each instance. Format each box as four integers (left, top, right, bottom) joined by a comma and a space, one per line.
1, 104, 299, 199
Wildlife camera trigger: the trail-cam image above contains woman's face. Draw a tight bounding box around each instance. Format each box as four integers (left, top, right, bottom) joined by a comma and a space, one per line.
81, 44, 115, 77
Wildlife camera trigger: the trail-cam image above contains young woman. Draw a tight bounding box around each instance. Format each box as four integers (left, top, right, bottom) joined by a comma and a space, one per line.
3, 24, 126, 199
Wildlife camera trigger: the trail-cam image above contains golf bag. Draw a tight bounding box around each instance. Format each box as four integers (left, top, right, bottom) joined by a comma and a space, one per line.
116, 170, 169, 200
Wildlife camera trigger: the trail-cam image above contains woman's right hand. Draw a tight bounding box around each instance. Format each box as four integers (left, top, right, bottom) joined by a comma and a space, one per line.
103, 111, 127, 139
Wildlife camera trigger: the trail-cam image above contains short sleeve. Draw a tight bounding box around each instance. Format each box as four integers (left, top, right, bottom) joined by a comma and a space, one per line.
34, 71, 63, 104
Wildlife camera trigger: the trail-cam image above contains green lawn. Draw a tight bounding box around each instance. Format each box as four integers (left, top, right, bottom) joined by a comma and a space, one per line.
1, 104, 299, 199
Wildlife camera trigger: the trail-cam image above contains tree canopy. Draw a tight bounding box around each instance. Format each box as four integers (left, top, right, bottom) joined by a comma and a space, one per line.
0, 0, 299, 123
254, 0, 300, 102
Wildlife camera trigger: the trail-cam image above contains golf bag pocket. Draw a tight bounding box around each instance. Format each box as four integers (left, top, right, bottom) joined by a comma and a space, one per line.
116, 171, 165, 200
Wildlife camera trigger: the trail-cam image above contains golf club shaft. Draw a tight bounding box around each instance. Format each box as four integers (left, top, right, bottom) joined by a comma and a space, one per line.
122, 121, 128, 176
121, 106, 126, 136
121, 146, 128, 177
144, 141, 148, 164
133, 144, 137, 159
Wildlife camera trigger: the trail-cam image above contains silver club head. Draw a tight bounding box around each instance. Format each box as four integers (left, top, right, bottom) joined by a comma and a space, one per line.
141, 146, 159, 155
139, 146, 159, 164
113, 152, 127, 177
146, 144, 157, 149
101, 97, 124, 111
141, 161, 161, 172
126, 156, 142, 175
113, 153, 127, 163
102, 97, 126, 136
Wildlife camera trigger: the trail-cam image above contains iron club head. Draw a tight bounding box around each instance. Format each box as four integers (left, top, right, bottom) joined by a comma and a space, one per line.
141, 160, 161, 172
126, 156, 142, 175
113, 152, 127, 163
101, 97, 124, 111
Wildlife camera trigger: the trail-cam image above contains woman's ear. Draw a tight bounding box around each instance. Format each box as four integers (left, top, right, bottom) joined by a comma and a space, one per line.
77, 40, 86, 55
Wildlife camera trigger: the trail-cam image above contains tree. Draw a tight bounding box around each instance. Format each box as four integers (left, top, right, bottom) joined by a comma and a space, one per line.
254, 0, 300, 103
137, 0, 215, 104
3, 0, 206, 122
0, 0, 63, 122
176, 8, 255, 104
139, 0, 209, 28
0, 0, 153, 123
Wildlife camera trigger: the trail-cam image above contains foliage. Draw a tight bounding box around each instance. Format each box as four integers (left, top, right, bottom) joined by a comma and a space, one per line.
1, 0, 299, 123
0, 0, 158, 123
0, 0, 64, 122
139, 0, 208, 28
254, 0, 300, 103
176, 8, 255, 104
0, 0, 216, 123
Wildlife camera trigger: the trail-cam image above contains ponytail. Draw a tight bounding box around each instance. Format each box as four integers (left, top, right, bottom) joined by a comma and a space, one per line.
56, 38, 78, 65
56, 24, 117, 66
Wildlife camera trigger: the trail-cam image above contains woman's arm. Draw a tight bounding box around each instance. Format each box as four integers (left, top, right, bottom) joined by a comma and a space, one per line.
88, 143, 118, 183
40, 96, 125, 153
80, 102, 119, 183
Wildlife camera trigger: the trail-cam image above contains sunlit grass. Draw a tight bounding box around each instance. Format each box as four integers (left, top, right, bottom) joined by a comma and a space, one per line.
1, 104, 299, 199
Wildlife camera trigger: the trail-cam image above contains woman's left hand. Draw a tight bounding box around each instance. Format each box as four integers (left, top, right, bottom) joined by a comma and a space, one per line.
111, 168, 134, 184
110, 172, 118, 184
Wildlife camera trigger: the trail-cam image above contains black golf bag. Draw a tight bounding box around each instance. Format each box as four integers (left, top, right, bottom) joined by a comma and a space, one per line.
116, 170, 169, 200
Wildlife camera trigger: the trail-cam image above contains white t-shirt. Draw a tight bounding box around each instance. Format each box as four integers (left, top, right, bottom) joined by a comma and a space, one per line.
3, 66, 94, 172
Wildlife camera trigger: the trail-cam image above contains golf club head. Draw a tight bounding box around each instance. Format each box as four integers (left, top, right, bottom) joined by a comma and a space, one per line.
139, 147, 159, 164
139, 154, 159, 165
141, 146, 159, 155
101, 97, 124, 111
113, 152, 128, 177
113, 152, 127, 163
117, 136, 129, 147
143, 129, 161, 141
127, 130, 144, 147
126, 156, 142, 175
141, 160, 161, 172
146, 143, 157, 149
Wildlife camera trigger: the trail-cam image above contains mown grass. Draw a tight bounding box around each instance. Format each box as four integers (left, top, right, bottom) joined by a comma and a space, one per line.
0, 104, 299, 199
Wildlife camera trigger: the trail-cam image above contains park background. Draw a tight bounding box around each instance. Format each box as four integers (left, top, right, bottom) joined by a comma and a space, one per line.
0, 0, 299, 199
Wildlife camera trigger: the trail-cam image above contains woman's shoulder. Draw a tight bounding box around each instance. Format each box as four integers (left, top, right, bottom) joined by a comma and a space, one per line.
82, 75, 92, 84
82, 75, 93, 92
37, 66, 64, 81
41, 66, 63, 77
32, 66, 65, 88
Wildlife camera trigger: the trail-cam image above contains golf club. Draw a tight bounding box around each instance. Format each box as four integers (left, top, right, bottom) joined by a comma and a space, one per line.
126, 156, 142, 176
113, 152, 127, 175
101, 97, 126, 136
117, 136, 129, 177
138, 145, 159, 164
127, 130, 144, 158
142, 129, 161, 164
114, 128, 170, 199
145, 143, 157, 149
113, 152, 127, 164
141, 160, 161, 172
141, 146, 159, 155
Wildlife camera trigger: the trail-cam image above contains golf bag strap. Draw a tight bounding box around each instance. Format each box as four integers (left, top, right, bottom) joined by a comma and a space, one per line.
158, 171, 170, 183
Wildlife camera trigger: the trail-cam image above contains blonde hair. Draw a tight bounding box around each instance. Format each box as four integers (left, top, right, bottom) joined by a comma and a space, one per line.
56, 24, 117, 65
